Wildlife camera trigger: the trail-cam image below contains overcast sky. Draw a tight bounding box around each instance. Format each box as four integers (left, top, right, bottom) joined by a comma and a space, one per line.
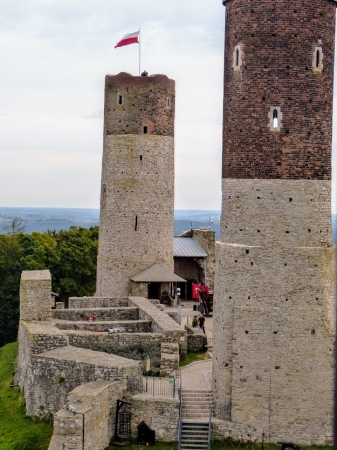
0, 1, 336, 213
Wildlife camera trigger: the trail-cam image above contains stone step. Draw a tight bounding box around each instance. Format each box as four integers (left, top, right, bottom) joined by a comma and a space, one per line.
182, 409, 211, 415
68, 297, 129, 308
52, 307, 139, 322
52, 319, 152, 333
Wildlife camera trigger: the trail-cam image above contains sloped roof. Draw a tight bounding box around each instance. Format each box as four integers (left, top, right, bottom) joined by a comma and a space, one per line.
130, 263, 186, 283
173, 237, 208, 258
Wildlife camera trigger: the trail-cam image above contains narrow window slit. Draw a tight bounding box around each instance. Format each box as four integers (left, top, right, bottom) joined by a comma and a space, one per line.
273, 109, 278, 128
135, 216, 138, 231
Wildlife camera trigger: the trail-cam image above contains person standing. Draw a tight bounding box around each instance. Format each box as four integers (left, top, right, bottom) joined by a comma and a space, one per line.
198, 313, 206, 334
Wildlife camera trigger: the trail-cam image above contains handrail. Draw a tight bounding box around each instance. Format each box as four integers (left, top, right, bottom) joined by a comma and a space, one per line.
207, 402, 212, 450
178, 371, 183, 450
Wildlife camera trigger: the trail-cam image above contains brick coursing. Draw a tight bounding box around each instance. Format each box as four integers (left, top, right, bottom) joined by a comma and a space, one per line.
214, 0, 337, 445
222, 0, 335, 180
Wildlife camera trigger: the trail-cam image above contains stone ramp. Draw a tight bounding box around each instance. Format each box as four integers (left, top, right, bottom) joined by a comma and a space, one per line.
38, 345, 141, 369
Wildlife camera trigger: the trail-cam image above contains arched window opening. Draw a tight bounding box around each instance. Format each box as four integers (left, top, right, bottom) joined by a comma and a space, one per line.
316, 50, 320, 68
269, 106, 282, 132
273, 109, 278, 128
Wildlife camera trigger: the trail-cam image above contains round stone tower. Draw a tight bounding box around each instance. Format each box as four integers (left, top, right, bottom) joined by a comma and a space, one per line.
213, 0, 336, 444
96, 72, 175, 297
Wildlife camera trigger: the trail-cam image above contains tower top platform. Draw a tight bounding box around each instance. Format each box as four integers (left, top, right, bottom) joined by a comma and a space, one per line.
222, 0, 337, 4
105, 72, 175, 94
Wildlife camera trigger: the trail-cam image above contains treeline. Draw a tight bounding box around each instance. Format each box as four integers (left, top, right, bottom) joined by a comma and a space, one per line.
0, 223, 98, 347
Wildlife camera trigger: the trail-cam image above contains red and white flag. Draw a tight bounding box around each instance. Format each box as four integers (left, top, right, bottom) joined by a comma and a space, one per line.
114, 31, 139, 48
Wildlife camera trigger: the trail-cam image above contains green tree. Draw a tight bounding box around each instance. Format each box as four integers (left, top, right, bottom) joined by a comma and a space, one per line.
19, 232, 57, 271
0, 235, 23, 346
49, 226, 98, 303
0, 226, 99, 345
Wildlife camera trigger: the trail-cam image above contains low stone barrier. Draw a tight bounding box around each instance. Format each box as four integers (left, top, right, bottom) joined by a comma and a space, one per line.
53, 319, 152, 333
28, 346, 141, 417
185, 325, 207, 352
128, 297, 187, 360
52, 307, 139, 322
68, 296, 129, 308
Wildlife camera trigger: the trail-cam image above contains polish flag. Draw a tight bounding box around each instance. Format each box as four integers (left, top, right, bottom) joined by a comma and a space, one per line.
114, 31, 140, 48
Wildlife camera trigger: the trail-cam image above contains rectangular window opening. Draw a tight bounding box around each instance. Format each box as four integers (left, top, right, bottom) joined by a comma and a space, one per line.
143, 126, 148, 134
140, 155, 143, 161
118, 95, 123, 105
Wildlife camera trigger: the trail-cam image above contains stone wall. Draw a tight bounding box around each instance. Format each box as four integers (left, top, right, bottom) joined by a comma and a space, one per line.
68, 297, 129, 308
67, 331, 162, 368
128, 297, 187, 359
213, 239, 336, 444
20, 270, 52, 322
211, 418, 262, 443
97, 73, 175, 298
160, 343, 179, 376
27, 346, 141, 417
53, 320, 152, 333
48, 379, 126, 450
130, 281, 148, 298
52, 307, 139, 322
185, 325, 207, 352
131, 395, 180, 441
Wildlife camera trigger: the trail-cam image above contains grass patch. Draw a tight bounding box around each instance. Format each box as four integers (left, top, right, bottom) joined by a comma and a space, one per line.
0, 342, 53, 450
179, 351, 210, 367
104, 442, 332, 450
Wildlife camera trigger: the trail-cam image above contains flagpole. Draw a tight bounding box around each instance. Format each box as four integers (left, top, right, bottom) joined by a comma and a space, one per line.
139, 28, 141, 76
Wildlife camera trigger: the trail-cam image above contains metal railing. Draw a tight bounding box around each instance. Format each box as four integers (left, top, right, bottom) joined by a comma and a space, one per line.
127, 372, 179, 398
178, 371, 183, 450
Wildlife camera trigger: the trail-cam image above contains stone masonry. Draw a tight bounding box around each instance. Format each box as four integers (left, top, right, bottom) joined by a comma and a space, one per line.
16, 270, 186, 449
96, 73, 175, 297
213, 0, 337, 445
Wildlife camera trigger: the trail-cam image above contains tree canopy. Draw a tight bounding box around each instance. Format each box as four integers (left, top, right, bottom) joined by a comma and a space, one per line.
0, 225, 98, 347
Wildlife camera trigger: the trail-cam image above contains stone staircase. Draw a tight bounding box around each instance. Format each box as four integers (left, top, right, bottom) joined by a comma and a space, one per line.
179, 390, 212, 450
51, 297, 152, 332
182, 390, 212, 421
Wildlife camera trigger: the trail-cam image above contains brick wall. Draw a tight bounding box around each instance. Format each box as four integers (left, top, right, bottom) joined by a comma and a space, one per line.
222, 0, 335, 180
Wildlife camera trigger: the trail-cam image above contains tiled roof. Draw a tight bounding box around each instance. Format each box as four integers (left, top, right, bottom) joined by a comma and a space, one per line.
173, 237, 208, 258
130, 263, 186, 282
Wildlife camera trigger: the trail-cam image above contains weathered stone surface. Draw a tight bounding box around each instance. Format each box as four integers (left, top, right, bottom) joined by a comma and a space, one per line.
48, 379, 126, 450
214, 0, 337, 444
27, 346, 141, 417
20, 270, 52, 322
96, 73, 175, 297
131, 395, 179, 441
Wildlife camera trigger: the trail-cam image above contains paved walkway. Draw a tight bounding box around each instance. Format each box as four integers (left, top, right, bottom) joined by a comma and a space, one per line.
166, 301, 213, 391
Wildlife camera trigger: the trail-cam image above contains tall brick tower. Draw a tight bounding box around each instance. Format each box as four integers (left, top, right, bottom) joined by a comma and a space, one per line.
96, 72, 175, 297
213, 0, 336, 444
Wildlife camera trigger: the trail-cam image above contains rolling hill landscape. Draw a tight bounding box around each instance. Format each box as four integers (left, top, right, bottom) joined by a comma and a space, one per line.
0, 207, 336, 244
